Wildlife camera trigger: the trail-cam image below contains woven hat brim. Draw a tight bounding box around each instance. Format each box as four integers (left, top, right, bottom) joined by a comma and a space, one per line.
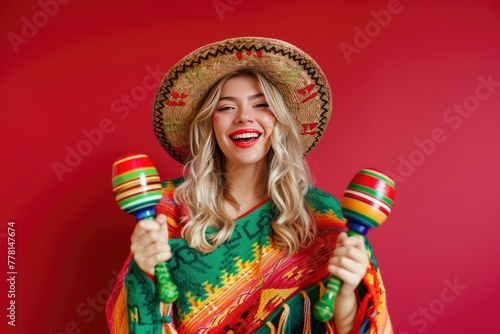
153, 37, 332, 164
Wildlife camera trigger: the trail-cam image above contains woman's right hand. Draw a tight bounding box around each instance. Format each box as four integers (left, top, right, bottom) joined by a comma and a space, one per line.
130, 214, 172, 276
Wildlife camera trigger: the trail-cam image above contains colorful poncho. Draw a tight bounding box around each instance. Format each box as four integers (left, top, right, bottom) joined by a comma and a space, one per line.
106, 178, 392, 333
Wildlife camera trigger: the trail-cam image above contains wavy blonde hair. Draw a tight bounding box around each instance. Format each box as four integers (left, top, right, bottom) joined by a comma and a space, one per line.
174, 70, 315, 255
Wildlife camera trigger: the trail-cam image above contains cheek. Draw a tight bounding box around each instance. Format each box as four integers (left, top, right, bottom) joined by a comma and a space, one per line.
211, 114, 220, 124
265, 112, 276, 132
211, 114, 228, 143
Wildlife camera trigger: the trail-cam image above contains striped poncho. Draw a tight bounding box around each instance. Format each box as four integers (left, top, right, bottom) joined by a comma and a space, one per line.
106, 178, 392, 333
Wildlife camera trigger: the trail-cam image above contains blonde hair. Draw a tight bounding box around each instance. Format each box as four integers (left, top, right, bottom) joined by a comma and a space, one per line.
174, 70, 315, 255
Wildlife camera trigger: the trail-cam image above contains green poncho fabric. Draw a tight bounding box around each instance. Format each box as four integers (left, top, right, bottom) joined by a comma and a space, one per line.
106, 178, 392, 333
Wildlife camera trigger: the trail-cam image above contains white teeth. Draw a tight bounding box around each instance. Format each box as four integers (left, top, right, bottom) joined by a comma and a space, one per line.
231, 133, 259, 140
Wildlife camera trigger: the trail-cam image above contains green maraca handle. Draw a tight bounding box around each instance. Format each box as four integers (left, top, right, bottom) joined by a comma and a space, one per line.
313, 230, 359, 322
155, 262, 179, 303
143, 216, 179, 303
312, 275, 342, 321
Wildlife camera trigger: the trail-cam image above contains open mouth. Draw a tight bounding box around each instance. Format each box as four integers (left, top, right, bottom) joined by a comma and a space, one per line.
230, 132, 261, 142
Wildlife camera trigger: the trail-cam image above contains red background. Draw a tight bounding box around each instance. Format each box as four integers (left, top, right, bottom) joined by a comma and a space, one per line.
1, 0, 499, 333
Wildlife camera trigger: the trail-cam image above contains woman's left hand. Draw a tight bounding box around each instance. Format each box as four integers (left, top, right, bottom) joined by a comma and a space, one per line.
327, 231, 369, 296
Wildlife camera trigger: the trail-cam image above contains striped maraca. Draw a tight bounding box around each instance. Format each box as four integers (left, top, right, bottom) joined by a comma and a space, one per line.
313, 168, 395, 322
112, 153, 178, 303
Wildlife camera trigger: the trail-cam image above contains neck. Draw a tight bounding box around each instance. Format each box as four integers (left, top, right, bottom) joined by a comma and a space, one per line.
225, 160, 267, 204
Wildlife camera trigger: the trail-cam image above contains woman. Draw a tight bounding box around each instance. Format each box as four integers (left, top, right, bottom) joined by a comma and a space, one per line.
106, 37, 392, 334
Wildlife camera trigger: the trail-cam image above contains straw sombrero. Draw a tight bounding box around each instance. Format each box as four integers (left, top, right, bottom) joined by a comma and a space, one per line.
152, 37, 332, 165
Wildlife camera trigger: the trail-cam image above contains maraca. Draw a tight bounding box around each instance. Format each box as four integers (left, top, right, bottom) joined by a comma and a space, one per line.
313, 168, 395, 322
112, 153, 179, 303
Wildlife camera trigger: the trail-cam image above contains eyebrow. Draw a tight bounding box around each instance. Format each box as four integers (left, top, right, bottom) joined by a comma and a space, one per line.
218, 93, 265, 102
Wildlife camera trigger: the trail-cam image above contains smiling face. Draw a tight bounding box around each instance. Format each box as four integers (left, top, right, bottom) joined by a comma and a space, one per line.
212, 74, 276, 169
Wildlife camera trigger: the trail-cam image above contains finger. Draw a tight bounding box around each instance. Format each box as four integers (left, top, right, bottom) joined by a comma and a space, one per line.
156, 214, 169, 239
156, 214, 167, 225
328, 254, 365, 273
131, 223, 168, 254
331, 243, 369, 272
335, 231, 348, 246
131, 227, 168, 252
136, 251, 172, 276
133, 241, 172, 275
328, 255, 368, 284
134, 219, 162, 235
350, 235, 366, 251
338, 234, 365, 247
332, 246, 369, 266
131, 219, 164, 241
327, 264, 363, 290
138, 241, 172, 262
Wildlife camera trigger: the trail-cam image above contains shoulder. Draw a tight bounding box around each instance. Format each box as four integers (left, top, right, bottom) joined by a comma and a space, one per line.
306, 186, 346, 230
306, 186, 343, 217
155, 177, 187, 235
161, 177, 185, 192
156, 177, 185, 207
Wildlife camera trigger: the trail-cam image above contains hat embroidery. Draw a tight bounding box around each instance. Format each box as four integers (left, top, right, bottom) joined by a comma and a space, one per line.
281, 66, 302, 83
300, 123, 319, 136
167, 91, 189, 106
235, 51, 263, 60
186, 67, 205, 83
297, 84, 318, 103
164, 120, 187, 133
173, 145, 190, 155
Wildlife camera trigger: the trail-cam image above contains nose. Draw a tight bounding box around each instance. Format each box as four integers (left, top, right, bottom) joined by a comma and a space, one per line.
235, 105, 253, 123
